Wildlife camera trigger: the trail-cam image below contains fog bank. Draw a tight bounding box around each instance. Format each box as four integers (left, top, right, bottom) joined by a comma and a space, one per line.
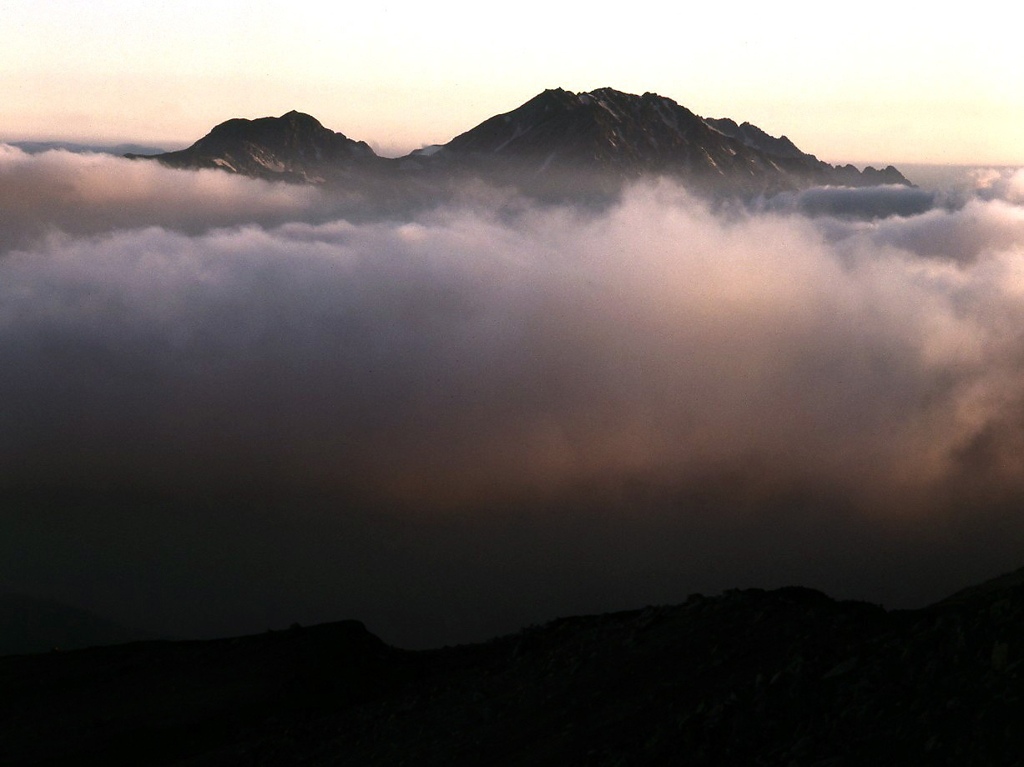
3, 150, 1024, 646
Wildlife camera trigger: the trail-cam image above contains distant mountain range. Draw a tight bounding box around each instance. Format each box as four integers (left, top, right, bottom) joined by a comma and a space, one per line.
0, 594, 158, 655
130, 88, 910, 198
2, 565, 1022, 764
10, 140, 169, 156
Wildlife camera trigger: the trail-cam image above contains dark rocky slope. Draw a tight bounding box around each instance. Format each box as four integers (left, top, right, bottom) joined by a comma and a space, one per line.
432, 88, 908, 197
131, 110, 381, 184
2, 567, 1022, 765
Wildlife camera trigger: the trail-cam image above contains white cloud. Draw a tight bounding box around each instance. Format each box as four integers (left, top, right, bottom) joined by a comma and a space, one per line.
0, 144, 330, 251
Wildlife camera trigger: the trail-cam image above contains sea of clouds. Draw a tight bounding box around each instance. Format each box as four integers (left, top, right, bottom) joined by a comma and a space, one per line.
2, 145, 1023, 646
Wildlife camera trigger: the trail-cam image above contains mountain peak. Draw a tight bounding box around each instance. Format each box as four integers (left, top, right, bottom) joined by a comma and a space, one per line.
277, 110, 327, 129
443, 87, 706, 160
146, 110, 377, 182
438, 87, 834, 195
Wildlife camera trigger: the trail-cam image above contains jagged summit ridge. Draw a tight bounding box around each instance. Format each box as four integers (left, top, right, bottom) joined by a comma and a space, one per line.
705, 117, 808, 160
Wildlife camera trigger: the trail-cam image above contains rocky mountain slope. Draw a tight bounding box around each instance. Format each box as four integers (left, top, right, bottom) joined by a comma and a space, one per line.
131, 110, 378, 184
132, 88, 910, 199
430, 88, 907, 196
2, 566, 1022, 765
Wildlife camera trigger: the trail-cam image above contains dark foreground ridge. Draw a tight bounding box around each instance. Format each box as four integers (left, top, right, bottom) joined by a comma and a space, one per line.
2, 567, 1023, 765
130, 88, 910, 200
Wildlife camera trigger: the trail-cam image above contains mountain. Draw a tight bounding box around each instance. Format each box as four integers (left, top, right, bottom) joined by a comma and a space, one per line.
0, 594, 156, 655
2, 566, 1023, 764
131, 110, 380, 183
431, 88, 908, 195
132, 89, 910, 198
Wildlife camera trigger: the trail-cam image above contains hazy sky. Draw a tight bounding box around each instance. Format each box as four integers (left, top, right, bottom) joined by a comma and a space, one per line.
3, 0, 1021, 164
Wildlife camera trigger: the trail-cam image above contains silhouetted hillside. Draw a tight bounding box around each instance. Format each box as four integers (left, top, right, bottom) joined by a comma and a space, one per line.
2, 567, 1022, 765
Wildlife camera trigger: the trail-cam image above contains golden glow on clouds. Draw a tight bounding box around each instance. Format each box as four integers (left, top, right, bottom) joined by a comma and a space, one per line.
2, 1, 1021, 164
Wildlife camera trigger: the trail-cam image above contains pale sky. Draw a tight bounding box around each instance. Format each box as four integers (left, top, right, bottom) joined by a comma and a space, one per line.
2, 0, 1021, 165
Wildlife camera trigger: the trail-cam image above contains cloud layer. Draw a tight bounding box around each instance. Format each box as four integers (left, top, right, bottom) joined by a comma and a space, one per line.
3, 148, 1024, 647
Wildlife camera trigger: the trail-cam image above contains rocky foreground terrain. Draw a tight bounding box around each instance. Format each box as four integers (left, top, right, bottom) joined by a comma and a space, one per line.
2, 567, 1023, 765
